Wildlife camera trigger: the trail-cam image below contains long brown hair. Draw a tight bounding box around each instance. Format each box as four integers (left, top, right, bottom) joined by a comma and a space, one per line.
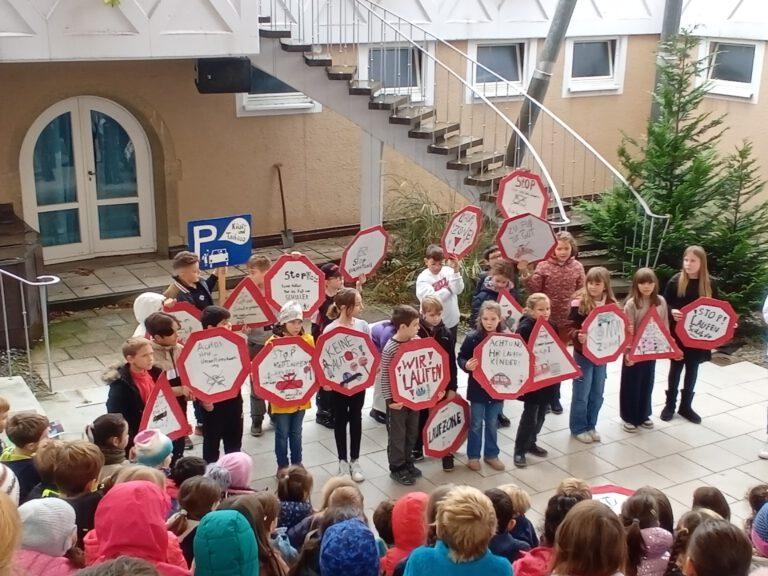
664, 509, 721, 576
219, 494, 285, 576
0, 492, 21, 576
167, 476, 221, 536
677, 245, 712, 298
621, 494, 660, 576
577, 267, 616, 315
629, 268, 661, 308
327, 288, 360, 321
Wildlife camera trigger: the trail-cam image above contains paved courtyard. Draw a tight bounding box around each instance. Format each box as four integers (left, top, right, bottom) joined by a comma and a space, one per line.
23, 304, 768, 530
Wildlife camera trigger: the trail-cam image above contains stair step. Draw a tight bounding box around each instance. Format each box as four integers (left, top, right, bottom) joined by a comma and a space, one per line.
349, 80, 381, 95
259, 27, 292, 39
579, 255, 619, 270
408, 120, 460, 140
327, 65, 357, 80
304, 52, 333, 66
427, 135, 483, 155
369, 94, 410, 110
464, 166, 516, 187
258, 15, 271, 24
280, 38, 312, 52
389, 106, 436, 126
447, 150, 505, 171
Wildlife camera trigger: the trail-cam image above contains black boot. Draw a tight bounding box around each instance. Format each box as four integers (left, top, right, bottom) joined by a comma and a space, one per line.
678, 391, 702, 424
660, 389, 677, 421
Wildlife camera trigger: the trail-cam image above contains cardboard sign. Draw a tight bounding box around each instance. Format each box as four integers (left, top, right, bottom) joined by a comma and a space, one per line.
340, 226, 389, 283
251, 336, 318, 407
187, 214, 252, 269
496, 169, 549, 219
441, 206, 484, 260
224, 277, 276, 331
497, 288, 524, 332
389, 338, 450, 410
527, 318, 581, 390
422, 395, 470, 459
163, 301, 203, 342
313, 326, 380, 396
675, 297, 737, 350
177, 327, 250, 403
627, 307, 682, 362
264, 253, 325, 317
496, 213, 557, 264
473, 333, 533, 400
138, 373, 192, 441
592, 485, 634, 515
581, 303, 631, 365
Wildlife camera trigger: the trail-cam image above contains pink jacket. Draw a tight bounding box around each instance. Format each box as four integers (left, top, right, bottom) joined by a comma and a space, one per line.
14, 549, 78, 576
637, 527, 673, 576
381, 492, 429, 576
513, 546, 555, 576
523, 258, 585, 328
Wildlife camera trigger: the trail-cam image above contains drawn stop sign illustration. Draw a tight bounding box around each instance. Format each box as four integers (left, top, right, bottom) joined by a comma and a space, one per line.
496, 168, 549, 219
340, 225, 390, 284
495, 213, 557, 264
675, 297, 737, 350
441, 205, 483, 260
581, 303, 631, 365
473, 333, 533, 400
422, 395, 470, 459
388, 338, 450, 410
313, 326, 380, 396
251, 336, 318, 408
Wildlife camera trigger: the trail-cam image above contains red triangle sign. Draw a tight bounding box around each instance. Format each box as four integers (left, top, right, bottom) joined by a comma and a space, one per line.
224, 277, 277, 331
520, 318, 581, 394
497, 288, 524, 331
139, 373, 192, 441
627, 307, 682, 362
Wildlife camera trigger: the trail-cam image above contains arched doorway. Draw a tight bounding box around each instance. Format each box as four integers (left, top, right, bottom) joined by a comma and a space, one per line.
20, 96, 156, 263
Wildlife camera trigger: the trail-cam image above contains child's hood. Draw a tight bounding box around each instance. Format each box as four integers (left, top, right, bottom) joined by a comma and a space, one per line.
133, 292, 165, 325
513, 546, 554, 576
641, 527, 673, 559
101, 362, 128, 385
391, 491, 428, 550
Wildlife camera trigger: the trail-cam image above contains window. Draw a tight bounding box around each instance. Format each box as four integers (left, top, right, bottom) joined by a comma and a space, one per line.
700, 39, 764, 101
467, 40, 535, 100
563, 37, 627, 96
357, 44, 434, 103
236, 66, 321, 117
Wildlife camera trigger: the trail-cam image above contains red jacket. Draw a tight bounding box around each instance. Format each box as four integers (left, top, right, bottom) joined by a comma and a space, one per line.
523, 258, 585, 328
513, 546, 555, 576
381, 492, 428, 576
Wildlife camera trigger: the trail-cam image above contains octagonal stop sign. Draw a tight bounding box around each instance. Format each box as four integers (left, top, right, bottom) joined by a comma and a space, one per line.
422, 395, 470, 459
581, 303, 631, 365
340, 225, 389, 283
177, 327, 250, 403
472, 333, 533, 400
313, 326, 380, 396
675, 297, 737, 350
496, 168, 549, 219
441, 205, 484, 260
251, 336, 318, 408
264, 253, 325, 318
389, 338, 450, 410
495, 213, 557, 264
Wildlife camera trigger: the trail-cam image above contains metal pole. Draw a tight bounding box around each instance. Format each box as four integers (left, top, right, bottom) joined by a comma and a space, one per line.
39, 285, 53, 392
0, 276, 10, 376
19, 284, 32, 377
650, 0, 683, 122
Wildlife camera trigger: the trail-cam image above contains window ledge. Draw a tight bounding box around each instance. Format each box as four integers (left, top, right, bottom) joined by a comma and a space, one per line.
567, 81, 623, 95
235, 93, 322, 117
706, 81, 755, 101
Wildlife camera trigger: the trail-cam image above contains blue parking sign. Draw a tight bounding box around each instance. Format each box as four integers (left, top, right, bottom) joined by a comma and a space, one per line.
187, 215, 252, 270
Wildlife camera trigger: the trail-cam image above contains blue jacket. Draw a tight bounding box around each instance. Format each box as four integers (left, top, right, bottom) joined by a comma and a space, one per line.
404, 541, 511, 576
510, 514, 539, 548
194, 510, 259, 576
279, 500, 313, 532
489, 531, 531, 563
458, 329, 500, 404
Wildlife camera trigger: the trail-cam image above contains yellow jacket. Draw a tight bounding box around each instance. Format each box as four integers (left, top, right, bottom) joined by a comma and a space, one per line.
265, 332, 314, 414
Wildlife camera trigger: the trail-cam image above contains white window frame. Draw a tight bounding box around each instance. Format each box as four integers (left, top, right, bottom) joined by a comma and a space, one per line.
357, 43, 436, 104
466, 39, 537, 102
698, 38, 764, 103
235, 69, 321, 117
563, 36, 627, 97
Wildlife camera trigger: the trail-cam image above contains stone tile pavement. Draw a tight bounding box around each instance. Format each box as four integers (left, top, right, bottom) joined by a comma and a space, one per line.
19, 307, 768, 530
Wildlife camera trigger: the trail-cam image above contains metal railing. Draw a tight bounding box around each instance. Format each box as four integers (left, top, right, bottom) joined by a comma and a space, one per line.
0, 266, 60, 392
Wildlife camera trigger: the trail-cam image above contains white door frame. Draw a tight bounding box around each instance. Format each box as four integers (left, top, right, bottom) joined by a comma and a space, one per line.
20, 95, 156, 264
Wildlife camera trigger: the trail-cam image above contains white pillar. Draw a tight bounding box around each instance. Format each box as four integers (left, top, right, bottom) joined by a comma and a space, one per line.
360, 131, 384, 228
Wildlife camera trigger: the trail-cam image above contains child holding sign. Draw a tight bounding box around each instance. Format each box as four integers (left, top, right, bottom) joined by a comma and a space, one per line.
312, 263, 344, 430
566, 267, 617, 444
661, 246, 718, 424
245, 254, 273, 438
416, 245, 464, 341
323, 288, 369, 483
459, 300, 508, 472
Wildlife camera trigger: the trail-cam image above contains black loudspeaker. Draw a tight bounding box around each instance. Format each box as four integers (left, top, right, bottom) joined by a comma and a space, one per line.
195, 57, 251, 94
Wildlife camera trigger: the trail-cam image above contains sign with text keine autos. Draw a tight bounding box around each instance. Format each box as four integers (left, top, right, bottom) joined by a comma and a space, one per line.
251, 336, 318, 408
495, 213, 557, 264
187, 214, 252, 270
163, 301, 203, 342
138, 373, 192, 441
340, 226, 389, 283
313, 326, 380, 396
177, 327, 250, 403
473, 333, 533, 400
264, 253, 325, 317
389, 338, 450, 411
581, 303, 631, 365
627, 307, 682, 362
526, 318, 581, 391
224, 277, 276, 331
422, 395, 470, 459
441, 206, 484, 260
675, 297, 737, 350
497, 288, 524, 332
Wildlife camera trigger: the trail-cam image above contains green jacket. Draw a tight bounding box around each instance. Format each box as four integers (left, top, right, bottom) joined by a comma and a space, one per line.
194, 510, 259, 576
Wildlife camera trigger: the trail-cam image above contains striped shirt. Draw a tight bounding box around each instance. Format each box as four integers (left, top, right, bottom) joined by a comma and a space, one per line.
379, 337, 404, 401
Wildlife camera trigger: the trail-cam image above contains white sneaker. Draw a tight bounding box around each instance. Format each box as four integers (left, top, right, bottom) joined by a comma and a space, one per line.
590, 429, 601, 442
337, 460, 348, 476
760, 450, 768, 460
350, 460, 365, 483
641, 419, 654, 429
623, 422, 638, 433
575, 432, 593, 444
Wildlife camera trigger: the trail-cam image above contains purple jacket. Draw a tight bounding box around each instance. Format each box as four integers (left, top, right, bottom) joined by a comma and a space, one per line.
637, 527, 673, 576
371, 320, 396, 352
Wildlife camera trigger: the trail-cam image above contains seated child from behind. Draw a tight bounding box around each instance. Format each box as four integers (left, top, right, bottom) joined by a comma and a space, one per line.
278, 465, 314, 532
55, 440, 105, 547
0, 411, 49, 503
498, 483, 538, 548
486, 488, 531, 563
28, 438, 63, 499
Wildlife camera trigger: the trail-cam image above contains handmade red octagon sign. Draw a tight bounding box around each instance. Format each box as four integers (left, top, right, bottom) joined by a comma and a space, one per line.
441, 205, 483, 260
497, 288, 524, 331
526, 318, 581, 392
675, 297, 737, 350
177, 327, 250, 403
473, 333, 533, 400
495, 213, 557, 264
163, 301, 203, 342
224, 277, 276, 331
264, 253, 325, 318
581, 303, 631, 365
591, 485, 635, 515
251, 336, 318, 408
389, 338, 450, 410
496, 169, 549, 219
627, 307, 682, 362
313, 326, 380, 396
422, 395, 470, 459
139, 373, 192, 441
340, 226, 389, 283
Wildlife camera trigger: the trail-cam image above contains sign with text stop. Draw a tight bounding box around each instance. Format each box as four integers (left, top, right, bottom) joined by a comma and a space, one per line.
251, 336, 318, 408
264, 253, 325, 318
340, 226, 389, 283
675, 297, 737, 350
496, 169, 549, 219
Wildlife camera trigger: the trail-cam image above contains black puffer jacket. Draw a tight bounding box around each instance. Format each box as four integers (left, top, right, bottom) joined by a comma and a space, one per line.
104, 363, 162, 448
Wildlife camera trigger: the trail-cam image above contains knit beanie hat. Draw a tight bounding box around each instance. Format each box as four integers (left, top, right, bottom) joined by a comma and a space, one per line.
320, 518, 379, 576
19, 498, 77, 557
753, 503, 768, 556
133, 429, 173, 468
0, 464, 19, 505
218, 452, 253, 489
278, 301, 303, 325
205, 463, 231, 494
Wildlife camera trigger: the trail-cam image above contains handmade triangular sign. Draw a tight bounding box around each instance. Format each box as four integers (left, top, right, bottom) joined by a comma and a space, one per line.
524, 318, 581, 393
627, 307, 682, 362
224, 277, 276, 331
139, 373, 192, 441
497, 288, 524, 331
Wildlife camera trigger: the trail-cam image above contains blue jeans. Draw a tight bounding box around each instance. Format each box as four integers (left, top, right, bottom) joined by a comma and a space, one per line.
467, 400, 503, 459
569, 351, 607, 435
273, 410, 305, 469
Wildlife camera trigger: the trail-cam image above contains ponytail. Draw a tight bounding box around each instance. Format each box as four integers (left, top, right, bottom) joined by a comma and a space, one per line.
167, 509, 190, 536
327, 288, 359, 323
621, 494, 659, 576
625, 518, 646, 576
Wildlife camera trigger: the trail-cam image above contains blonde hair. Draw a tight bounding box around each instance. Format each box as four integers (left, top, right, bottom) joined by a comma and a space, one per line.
110, 464, 166, 490
247, 254, 271, 272
0, 396, 8, 413
577, 267, 615, 315
497, 483, 532, 515
328, 485, 364, 512
436, 486, 497, 562
420, 295, 444, 314
524, 293, 550, 315
0, 492, 21, 576
122, 337, 152, 359
678, 245, 713, 298
556, 477, 593, 501
476, 301, 504, 332
319, 476, 358, 511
